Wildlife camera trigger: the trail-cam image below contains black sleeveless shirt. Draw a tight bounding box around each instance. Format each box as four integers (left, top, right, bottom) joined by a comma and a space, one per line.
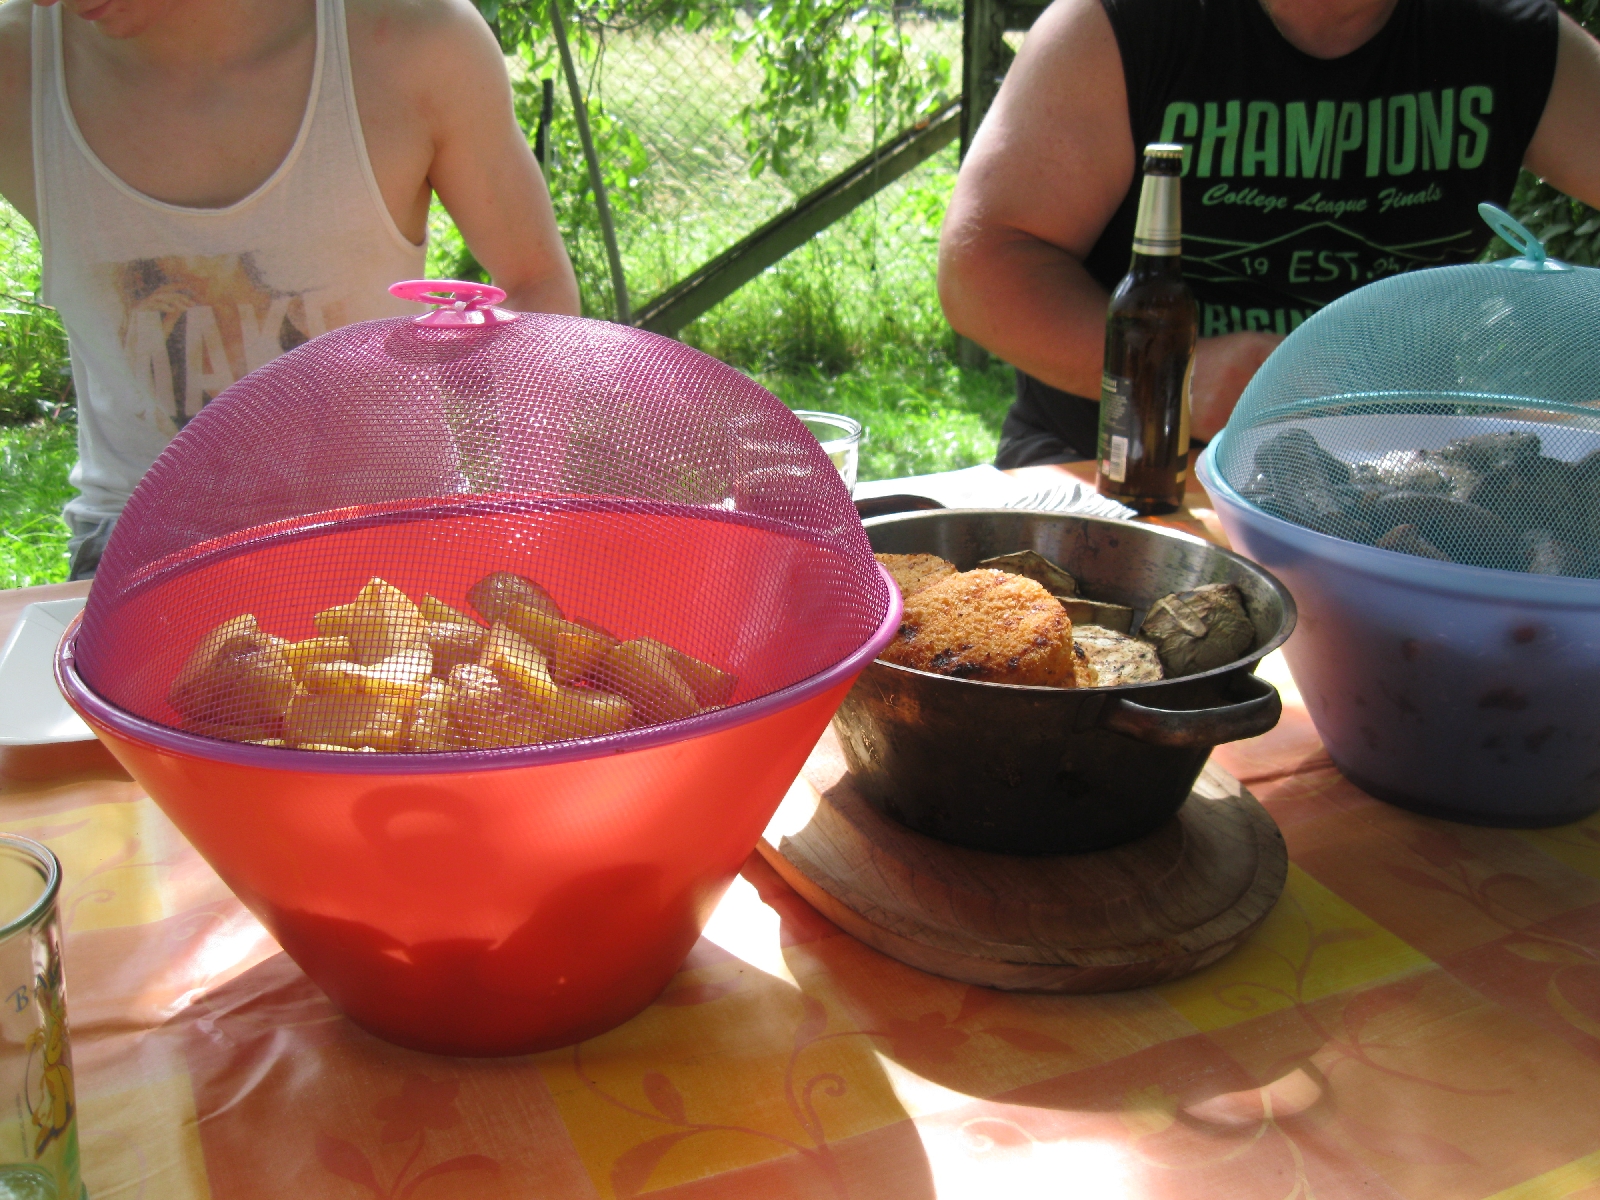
1001, 0, 1559, 464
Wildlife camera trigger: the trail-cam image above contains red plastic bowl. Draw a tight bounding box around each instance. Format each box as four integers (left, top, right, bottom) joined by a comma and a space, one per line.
57, 501, 898, 1055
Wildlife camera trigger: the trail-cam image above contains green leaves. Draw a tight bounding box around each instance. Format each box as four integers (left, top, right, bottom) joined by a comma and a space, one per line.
475, 0, 950, 186
0, 204, 72, 425
1502, 172, 1600, 269
726, 0, 952, 179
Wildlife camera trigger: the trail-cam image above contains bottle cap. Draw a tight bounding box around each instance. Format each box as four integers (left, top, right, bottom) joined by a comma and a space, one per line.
1142, 143, 1185, 177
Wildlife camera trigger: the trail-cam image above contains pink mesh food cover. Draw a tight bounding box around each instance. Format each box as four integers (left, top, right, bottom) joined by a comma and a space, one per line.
70, 301, 891, 763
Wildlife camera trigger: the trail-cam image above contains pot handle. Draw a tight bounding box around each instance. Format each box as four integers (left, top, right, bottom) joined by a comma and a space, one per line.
1099, 673, 1282, 748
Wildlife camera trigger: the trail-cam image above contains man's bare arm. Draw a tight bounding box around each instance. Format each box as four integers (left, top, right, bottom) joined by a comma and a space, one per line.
937, 0, 1278, 439
419, 0, 578, 314
1524, 13, 1600, 209
0, 0, 36, 229
938, 0, 1130, 400
353, 0, 579, 316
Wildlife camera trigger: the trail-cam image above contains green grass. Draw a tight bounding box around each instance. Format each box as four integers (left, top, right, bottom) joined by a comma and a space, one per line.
760, 354, 1012, 480
0, 421, 75, 588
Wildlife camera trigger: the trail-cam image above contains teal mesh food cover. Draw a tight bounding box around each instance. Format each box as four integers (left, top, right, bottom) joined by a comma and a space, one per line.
1208, 206, 1600, 576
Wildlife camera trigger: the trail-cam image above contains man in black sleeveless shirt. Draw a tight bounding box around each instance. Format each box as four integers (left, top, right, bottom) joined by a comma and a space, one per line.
940, 0, 1600, 466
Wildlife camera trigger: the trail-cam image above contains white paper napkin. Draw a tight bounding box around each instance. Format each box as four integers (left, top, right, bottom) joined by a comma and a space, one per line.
854, 464, 1136, 520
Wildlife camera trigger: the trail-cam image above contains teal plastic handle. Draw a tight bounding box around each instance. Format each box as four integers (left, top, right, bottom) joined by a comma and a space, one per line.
1480, 202, 1572, 272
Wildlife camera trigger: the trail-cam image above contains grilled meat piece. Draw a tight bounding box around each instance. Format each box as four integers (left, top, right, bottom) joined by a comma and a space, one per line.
1072, 625, 1163, 687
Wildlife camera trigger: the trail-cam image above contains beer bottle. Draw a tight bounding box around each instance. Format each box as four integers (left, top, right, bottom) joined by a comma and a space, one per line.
1096, 143, 1197, 515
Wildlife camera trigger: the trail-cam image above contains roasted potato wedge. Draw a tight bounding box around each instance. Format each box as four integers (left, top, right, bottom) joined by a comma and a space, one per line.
169, 620, 259, 694
463, 703, 548, 749
418, 594, 477, 628
281, 636, 353, 681
366, 647, 434, 696
169, 614, 297, 733
443, 663, 510, 743
550, 623, 616, 685
170, 614, 265, 710
503, 603, 620, 677
300, 647, 434, 708
285, 692, 408, 751
539, 690, 634, 740
594, 640, 699, 723
312, 601, 358, 640
443, 665, 546, 748
636, 638, 737, 706
501, 601, 563, 655
426, 621, 486, 676
408, 679, 462, 751
467, 572, 562, 625
192, 719, 287, 742
314, 578, 427, 665
297, 661, 369, 696
479, 622, 561, 707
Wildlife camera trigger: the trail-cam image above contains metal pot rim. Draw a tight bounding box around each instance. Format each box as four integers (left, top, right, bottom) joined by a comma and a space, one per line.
861, 507, 1298, 694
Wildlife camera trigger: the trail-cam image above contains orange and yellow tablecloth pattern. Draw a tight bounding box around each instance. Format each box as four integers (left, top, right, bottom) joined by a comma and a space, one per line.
5, 571, 1600, 1200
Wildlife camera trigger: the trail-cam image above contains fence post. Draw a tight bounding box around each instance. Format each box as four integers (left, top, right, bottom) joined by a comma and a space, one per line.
632, 102, 962, 336
550, 0, 631, 324
534, 78, 555, 179
960, 0, 1009, 159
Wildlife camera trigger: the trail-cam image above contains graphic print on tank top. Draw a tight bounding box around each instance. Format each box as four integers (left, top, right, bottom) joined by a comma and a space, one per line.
111, 254, 348, 431
32, 0, 425, 520
1087, 0, 1559, 337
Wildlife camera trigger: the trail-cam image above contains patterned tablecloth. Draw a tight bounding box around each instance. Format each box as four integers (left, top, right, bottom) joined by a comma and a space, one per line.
4, 469, 1599, 1200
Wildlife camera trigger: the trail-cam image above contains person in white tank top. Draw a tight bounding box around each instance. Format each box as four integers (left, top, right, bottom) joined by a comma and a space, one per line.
0, 0, 580, 578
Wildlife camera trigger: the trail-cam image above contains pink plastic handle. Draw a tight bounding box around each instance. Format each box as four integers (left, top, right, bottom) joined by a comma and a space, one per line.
388, 279, 517, 327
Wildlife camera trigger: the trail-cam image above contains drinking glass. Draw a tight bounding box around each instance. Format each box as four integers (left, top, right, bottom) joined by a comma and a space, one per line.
0, 837, 81, 1200
793, 411, 863, 495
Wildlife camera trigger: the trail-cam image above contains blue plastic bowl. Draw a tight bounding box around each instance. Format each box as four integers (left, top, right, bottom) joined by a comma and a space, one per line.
1198, 431, 1600, 827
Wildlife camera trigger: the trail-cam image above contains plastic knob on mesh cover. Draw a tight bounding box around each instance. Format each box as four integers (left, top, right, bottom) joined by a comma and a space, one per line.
1478, 203, 1573, 274
390, 279, 518, 326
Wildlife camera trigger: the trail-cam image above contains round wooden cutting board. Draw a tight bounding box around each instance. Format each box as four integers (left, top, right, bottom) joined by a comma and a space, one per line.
757, 732, 1287, 992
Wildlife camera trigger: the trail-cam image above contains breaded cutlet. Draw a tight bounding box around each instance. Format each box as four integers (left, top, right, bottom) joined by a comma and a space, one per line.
875, 552, 958, 599
880, 568, 1078, 686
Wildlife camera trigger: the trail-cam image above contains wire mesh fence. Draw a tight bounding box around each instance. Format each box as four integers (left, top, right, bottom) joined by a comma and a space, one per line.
428, 0, 964, 374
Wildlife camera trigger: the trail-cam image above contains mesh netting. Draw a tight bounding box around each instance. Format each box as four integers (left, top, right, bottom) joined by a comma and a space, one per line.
73, 308, 889, 754
1210, 232, 1600, 577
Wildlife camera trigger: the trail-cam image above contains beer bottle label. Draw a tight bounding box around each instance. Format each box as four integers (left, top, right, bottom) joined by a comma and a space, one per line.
1099, 372, 1132, 483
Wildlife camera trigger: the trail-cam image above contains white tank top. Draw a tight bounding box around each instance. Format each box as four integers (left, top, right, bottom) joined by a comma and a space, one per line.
32, 0, 426, 523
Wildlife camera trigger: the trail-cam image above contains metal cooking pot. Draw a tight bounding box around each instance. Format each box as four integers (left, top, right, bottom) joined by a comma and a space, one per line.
834, 510, 1297, 854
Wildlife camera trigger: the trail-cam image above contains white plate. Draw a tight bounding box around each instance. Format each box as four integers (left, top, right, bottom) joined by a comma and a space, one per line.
0, 598, 93, 745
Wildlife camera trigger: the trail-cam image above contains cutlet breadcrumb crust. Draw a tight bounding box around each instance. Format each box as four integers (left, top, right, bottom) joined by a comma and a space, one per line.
880, 568, 1077, 686
875, 553, 959, 599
